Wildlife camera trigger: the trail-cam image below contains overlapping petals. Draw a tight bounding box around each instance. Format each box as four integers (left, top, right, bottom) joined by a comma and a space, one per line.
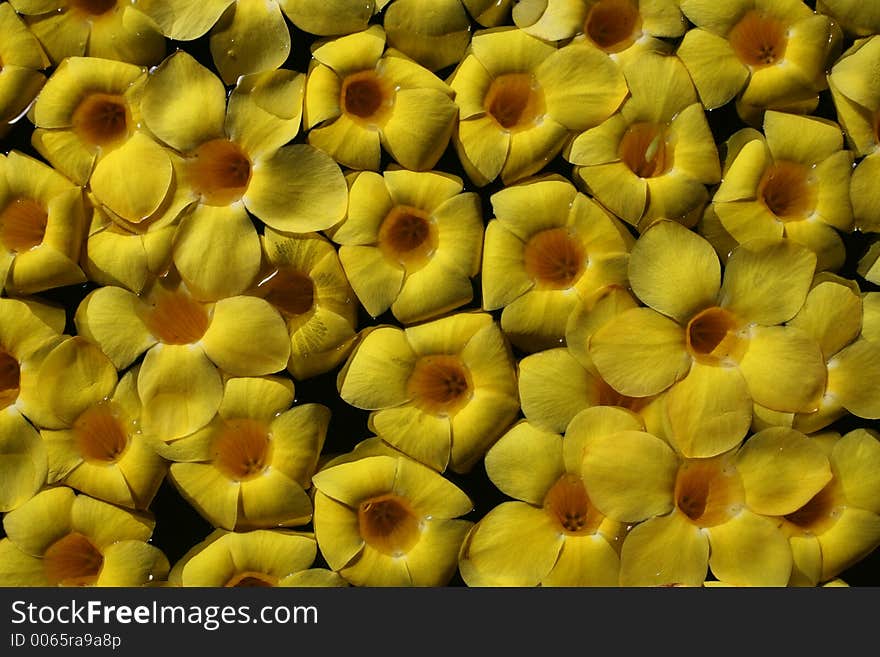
0, 3, 48, 135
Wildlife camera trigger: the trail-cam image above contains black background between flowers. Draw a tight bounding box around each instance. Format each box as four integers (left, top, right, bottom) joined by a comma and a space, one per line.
1, 3, 879, 587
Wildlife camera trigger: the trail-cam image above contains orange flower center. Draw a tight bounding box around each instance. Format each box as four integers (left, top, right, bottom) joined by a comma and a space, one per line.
71, 93, 130, 147
70, 0, 116, 15
358, 494, 421, 556
685, 306, 745, 366
729, 10, 788, 68
584, 0, 643, 53
674, 456, 744, 528
212, 418, 272, 481
759, 160, 817, 221
188, 139, 252, 206
340, 70, 395, 125
0, 197, 48, 252
143, 289, 210, 345
484, 73, 546, 132
543, 473, 604, 535
523, 227, 586, 290
407, 354, 473, 416
256, 268, 315, 318
378, 206, 438, 270
0, 349, 20, 410
43, 532, 104, 587
73, 402, 129, 464
226, 571, 278, 587
620, 122, 671, 178
784, 482, 843, 536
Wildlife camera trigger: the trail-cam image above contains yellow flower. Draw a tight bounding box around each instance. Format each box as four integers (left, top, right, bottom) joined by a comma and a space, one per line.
303, 25, 458, 172
159, 376, 329, 531
337, 312, 520, 473
168, 529, 347, 587
9, 0, 165, 66
278, 0, 379, 37
312, 452, 474, 586
459, 407, 630, 586
817, 0, 880, 37
676, 0, 838, 119
136, 0, 293, 84
139, 51, 347, 300
329, 168, 483, 325
382, 0, 472, 72
518, 286, 666, 436
30, 56, 149, 187
36, 338, 167, 510
0, 2, 48, 136
463, 0, 513, 26
589, 221, 825, 457
828, 36, 880, 232
753, 275, 880, 432
481, 175, 633, 352
566, 50, 721, 231
250, 229, 358, 381
781, 429, 880, 586
512, 0, 687, 53
0, 486, 169, 586
582, 426, 832, 586
707, 111, 854, 273
0, 150, 87, 295
74, 272, 291, 442
0, 297, 65, 512
449, 26, 627, 187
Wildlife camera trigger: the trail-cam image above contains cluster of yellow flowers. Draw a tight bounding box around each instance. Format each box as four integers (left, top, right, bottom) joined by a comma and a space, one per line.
0, 0, 879, 588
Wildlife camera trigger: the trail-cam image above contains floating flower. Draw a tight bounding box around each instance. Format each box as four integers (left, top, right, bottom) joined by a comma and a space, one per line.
481, 175, 633, 352
251, 229, 357, 381
0, 150, 87, 295
277, 0, 379, 37
337, 312, 520, 473
589, 221, 825, 457
9, 0, 165, 66
817, 0, 880, 37
708, 111, 854, 272
582, 426, 832, 586
74, 271, 291, 442
159, 375, 329, 531
566, 50, 721, 231
140, 51, 347, 300
135, 0, 292, 84
518, 286, 666, 437
449, 26, 627, 187
676, 0, 838, 120
36, 338, 167, 510
329, 168, 483, 325
828, 36, 880, 233
781, 428, 880, 586
459, 407, 632, 586
0, 486, 169, 586
754, 275, 880, 432
312, 452, 474, 586
303, 25, 458, 172
0, 3, 48, 137
381, 0, 472, 72
512, 0, 687, 54
169, 529, 347, 587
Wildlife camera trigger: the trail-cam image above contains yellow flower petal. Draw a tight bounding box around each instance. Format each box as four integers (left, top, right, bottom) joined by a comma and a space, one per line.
87, 5, 166, 67
714, 199, 784, 245
384, 168, 463, 215
338, 245, 404, 318
828, 339, 880, 418
668, 102, 722, 183
2, 486, 73, 555
480, 221, 532, 310
311, 454, 398, 508
574, 161, 647, 226
706, 510, 793, 586
338, 327, 415, 409
392, 258, 474, 324
737, 427, 833, 516
245, 143, 348, 232
169, 462, 240, 530
581, 429, 678, 522
74, 286, 156, 370
383, 0, 471, 71
484, 420, 564, 505
450, 387, 522, 473
454, 115, 510, 187
341, 544, 412, 586
381, 88, 457, 171
172, 203, 261, 301
470, 26, 555, 78
518, 348, 594, 433
458, 501, 563, 587
218, 376, 295, 421
239, 469, 312, 529
818, 507, 880, 581
619, 512, 709, 587
137, 0, 234, 40
788, 276, 863, 360
226, 70, 304, 159
283, 0, 376, 39
30, 128, 95, 186
370, 406, 451, 472
629, 220, 721, 323
0, 539, 46, 585
303, 62, 342, 129
312, 490, 364, 571
448, 53, 492, 119
665, 362, 751, 458
502, 117, 569, 185
0, 409, 46, 512
403, 518, 473, 586
563, 406, 645, 472
589, 307, 690, 397
200, 296, 289, 375
209, 0, 291, 84
833, 429, 880, 514
500, 288, 579, 353
564, 114, 628, 166
393, 455, 473, 518
542, 533, 620, 587
676, 27, 748, 109
269, 404, 330, 485
621, 50, 697, 124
